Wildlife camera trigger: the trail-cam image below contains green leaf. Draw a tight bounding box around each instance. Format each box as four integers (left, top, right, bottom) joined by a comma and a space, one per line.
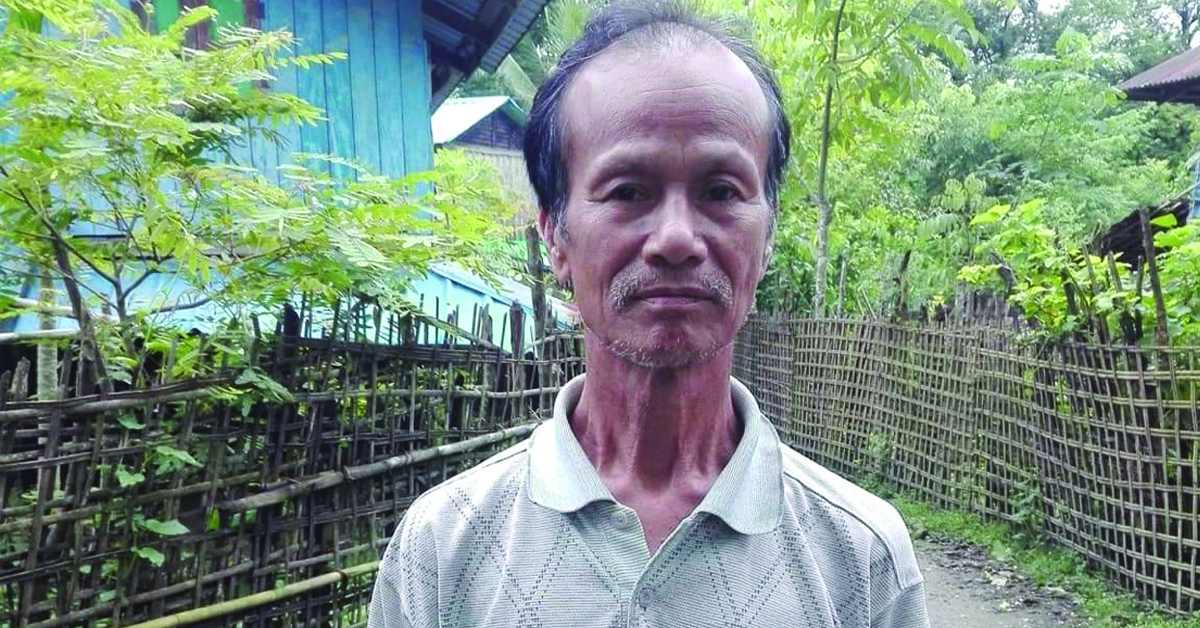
1150, 214, 1178, 229
139, 518, 190, 537
115, 467, 145, 488
970, 204, 1011, 227
154, 445, 202, 468
116, 412, 145, 430
133, 547, 166, 567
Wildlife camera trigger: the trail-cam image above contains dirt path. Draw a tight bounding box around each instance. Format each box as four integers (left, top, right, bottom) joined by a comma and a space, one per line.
915, 536, 1089, 628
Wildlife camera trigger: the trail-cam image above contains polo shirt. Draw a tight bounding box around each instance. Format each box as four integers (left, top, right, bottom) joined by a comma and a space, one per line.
369, 375, 929, 627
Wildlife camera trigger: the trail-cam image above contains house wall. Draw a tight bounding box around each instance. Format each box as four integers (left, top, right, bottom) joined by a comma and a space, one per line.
453, 112, 524, 151
252, 0, 433, 180
150, 0, 434, 180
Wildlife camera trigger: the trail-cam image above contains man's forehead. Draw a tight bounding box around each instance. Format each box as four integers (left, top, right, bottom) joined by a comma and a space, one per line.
560, 36, 771, 152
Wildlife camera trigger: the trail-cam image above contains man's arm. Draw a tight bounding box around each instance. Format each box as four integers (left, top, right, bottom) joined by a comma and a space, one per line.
368, 511, 438, 628
872, 581, 930, 628
368, 562, 413, 628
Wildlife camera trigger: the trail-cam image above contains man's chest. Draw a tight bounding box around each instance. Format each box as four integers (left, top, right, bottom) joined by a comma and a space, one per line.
433, 509, 861, 628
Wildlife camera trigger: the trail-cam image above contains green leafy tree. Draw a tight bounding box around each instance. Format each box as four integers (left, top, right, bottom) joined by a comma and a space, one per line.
0, 1, 511, 392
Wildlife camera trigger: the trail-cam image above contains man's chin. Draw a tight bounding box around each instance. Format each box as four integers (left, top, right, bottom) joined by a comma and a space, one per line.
603, 337, 728, 369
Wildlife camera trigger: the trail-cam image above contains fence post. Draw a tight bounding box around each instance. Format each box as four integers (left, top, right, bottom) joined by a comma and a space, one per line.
1138, 208, 1170, 350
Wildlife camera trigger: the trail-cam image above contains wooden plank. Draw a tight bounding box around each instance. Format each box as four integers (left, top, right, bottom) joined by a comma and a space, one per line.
259, 0, 296, 185
321, 0, 355, 180
154, 0, 181, 34
293, 0, 330, 173
347, 0, 381, 174
398, 0, 432, 174
210, 0, 246, 30
371, 0, 405, 178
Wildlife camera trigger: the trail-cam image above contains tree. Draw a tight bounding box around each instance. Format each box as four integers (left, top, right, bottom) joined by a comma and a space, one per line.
0, 1, 512, 392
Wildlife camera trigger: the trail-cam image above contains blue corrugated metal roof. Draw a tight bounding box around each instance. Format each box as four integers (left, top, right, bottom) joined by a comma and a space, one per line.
480, 0, 547, 72
424, 0, 551, 105
431, 96, 526, 144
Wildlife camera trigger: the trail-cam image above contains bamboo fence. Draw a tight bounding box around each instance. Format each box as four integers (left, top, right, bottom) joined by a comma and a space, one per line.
0, 299, 584, 628
733, 315, 1200, 613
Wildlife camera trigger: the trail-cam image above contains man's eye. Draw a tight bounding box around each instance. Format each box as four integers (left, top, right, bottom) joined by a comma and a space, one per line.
608, 185, 647, 202
704, 184, 740, 203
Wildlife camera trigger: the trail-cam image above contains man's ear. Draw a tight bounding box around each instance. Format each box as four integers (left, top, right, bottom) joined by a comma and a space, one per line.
758, 232, 775, 282
537, 210, 571, 287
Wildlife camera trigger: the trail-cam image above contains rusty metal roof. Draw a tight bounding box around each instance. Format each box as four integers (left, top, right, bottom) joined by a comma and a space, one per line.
1119, 45, 1200, 104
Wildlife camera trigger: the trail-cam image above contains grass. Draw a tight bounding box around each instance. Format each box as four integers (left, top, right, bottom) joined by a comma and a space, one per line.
892, 497, 1200, 628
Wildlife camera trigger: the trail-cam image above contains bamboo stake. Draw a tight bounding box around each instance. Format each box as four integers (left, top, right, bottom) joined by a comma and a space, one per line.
120, 562, 378, 628
220, 423, 536, 512
0, 387, 219, 422
1138, 208, 1170, 348
0, 329, 78, 346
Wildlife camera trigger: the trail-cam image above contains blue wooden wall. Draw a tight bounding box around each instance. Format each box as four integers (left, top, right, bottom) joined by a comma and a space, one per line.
247, 0, 433, 181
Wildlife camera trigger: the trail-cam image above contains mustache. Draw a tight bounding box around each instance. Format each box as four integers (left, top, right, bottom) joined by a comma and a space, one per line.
609, 267, 733, 309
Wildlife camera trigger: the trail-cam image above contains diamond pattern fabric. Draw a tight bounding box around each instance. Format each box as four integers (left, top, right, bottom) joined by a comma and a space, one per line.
369, 375, 929, 627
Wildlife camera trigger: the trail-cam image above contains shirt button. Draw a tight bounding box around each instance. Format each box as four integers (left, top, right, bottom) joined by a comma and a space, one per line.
637, 588, 653, 606
612, 510, 634, 529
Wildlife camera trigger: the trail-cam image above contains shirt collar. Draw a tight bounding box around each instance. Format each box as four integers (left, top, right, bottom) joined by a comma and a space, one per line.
527, 374, 783, 535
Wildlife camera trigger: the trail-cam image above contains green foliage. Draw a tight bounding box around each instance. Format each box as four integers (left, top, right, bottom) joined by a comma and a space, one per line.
133, 547, 166, 567
958, 196, 1200, 344
853, 431, 894, 495
138, 517, 190, 537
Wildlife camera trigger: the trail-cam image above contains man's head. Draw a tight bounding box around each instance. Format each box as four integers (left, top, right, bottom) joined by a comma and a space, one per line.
525, 0, 790, 368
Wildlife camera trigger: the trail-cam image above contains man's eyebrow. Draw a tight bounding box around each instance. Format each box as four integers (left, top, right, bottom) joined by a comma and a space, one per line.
587, 142, 760, 182
587, 150, 656, 181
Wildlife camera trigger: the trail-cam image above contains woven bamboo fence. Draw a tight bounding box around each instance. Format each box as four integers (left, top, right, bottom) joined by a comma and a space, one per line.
733, 314, 1200, 613
0, 299, 584, 628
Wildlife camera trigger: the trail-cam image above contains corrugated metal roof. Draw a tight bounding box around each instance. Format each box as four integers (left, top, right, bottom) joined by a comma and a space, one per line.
431, 96, 525, 143
423, 0, 551, 107
480, 0, 547, 72
1120, 45, 1200, 103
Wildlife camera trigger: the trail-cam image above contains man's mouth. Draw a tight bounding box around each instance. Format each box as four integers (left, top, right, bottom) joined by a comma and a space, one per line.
634, 287, 715, 304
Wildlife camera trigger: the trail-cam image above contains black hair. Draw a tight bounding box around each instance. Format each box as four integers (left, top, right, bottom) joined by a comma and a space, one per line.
523, 0, 791, 229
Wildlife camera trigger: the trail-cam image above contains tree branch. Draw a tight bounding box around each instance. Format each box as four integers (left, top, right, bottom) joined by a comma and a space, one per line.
147, 296, 213, 316
841, 4, 921, 67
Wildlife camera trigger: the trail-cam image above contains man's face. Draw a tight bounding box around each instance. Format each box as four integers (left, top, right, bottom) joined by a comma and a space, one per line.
540, 39, 774, 368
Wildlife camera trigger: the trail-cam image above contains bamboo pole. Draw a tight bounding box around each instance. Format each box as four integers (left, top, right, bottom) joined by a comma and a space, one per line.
7, 295, 119, 322
220, 423, 536, 512
1138, 208, 1170, 347
0, 329, 79, 345
120, 562, 378, 628
0, 387, 220, 422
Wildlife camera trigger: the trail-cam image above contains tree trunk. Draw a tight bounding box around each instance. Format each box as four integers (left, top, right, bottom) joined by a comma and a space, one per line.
811, 0, 849, 317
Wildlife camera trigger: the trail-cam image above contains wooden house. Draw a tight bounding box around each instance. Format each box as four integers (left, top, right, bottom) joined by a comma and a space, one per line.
2, 0, 554, 347
1097, 46, 1200, 263
432, 95, 538, 225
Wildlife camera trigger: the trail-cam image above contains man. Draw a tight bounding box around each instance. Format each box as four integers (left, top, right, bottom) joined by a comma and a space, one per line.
369, 1, 929, 626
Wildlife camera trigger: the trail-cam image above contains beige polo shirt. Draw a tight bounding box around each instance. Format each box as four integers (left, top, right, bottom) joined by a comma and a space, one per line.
369, 375, 928, 627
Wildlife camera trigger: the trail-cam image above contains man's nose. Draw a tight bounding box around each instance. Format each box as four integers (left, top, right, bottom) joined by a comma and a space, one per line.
643, 193, 706, 267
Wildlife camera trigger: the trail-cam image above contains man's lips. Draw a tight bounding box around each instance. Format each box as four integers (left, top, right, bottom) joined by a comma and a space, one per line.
634, 287, 716, 302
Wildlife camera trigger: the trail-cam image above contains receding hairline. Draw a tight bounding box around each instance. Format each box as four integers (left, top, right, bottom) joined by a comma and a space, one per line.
557, 26, 775, 174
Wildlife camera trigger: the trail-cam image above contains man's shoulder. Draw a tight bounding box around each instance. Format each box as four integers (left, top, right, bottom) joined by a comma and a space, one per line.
402, 437, 531, 526
777, 443, 921, 588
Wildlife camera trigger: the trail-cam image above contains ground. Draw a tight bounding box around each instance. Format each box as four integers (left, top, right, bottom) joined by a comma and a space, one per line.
916, 535, 1090, 627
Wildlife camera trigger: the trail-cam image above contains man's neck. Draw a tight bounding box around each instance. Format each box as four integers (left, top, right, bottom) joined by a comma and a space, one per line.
571, 331, 743, 505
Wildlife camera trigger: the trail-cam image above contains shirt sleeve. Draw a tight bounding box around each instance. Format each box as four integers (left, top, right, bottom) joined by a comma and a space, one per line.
368, 509, 439, 628
871, 581, 930, 628
368, 562, 412, 628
